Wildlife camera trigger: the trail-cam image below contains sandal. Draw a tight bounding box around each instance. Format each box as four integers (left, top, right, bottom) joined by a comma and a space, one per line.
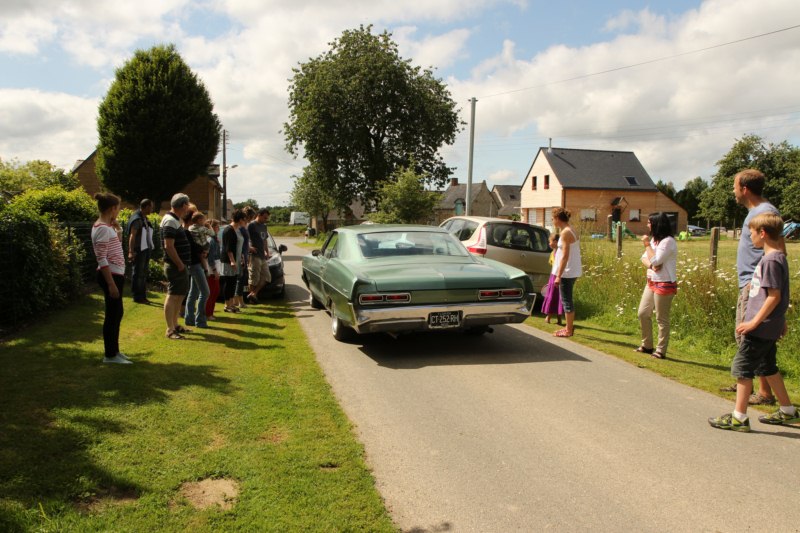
634, 346, 654, 354
748, 393, 777, 406
651, 351, 666, 359
175, 325, 192, 334
553, 328, 573, 337
719, 384, 738, 392
165, 330, 184, 340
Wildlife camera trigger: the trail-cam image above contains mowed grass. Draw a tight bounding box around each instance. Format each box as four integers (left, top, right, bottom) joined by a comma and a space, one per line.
0, 292, 394, 532
530, 237, 800, 405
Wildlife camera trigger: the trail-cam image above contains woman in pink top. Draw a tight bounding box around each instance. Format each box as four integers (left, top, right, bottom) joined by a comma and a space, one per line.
91, 192, 131, 364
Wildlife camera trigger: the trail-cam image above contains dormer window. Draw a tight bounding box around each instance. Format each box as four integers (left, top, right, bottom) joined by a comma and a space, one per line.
509, 194, 516, 200
624, 176, 639, 186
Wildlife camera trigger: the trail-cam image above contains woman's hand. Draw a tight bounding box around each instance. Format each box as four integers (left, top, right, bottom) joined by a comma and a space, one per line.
641, 235, 650, 247
109, 284, 120, 299
554, 275, 561, 287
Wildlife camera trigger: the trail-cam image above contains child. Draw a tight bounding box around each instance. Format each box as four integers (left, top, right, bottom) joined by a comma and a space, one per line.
709, 213, 798, 432
540, 233, 563, 325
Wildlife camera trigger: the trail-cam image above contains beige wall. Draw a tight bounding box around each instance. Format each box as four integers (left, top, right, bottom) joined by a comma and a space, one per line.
520, 153, 563, 210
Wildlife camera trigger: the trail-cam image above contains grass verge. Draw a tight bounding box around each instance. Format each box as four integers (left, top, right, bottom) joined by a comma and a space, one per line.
0, 291, 394, 532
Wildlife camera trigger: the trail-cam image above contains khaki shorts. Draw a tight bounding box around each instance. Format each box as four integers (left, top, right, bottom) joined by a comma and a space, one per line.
249, 255, 271, 287
164, 263, 189, 295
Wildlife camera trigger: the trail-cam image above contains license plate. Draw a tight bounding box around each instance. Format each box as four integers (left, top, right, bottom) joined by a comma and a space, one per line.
428, 311, 462, 329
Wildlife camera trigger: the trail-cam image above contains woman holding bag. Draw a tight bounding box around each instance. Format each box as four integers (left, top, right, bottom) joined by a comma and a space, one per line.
636, 212, 678, 359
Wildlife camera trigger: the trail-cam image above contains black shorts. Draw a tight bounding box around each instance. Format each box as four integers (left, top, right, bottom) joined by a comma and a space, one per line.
164, 263, 190, 296
731, 334, 779, 379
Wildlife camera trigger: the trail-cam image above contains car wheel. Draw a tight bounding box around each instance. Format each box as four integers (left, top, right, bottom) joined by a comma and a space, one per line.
309, 291, 323, 309
330, 302, 354, 341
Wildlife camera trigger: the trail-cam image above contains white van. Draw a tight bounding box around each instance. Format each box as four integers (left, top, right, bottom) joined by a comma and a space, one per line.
289, 211, 310, 225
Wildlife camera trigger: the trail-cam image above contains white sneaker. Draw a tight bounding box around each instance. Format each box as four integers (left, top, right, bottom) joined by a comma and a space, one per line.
116, 352, 132, 362
103, 354, 133, 364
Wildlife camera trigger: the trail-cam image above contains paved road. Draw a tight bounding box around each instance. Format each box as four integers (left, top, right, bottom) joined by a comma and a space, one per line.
277, 236, 800, 532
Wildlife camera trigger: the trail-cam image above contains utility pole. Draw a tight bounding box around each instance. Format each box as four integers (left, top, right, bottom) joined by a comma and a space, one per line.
466, 97, 477, 216
222, 129, 228, 220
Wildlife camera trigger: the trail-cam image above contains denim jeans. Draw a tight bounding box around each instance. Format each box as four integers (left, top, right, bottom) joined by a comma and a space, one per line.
98, 272, 124, 358
130, 249, 151, 301
185, 263, 210, 326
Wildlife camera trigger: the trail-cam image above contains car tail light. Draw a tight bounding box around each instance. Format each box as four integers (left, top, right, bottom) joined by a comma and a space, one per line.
500, 288, 523, 298
467, 227, 487, 255
479, 289, 500, 300
359, 293, 410, 305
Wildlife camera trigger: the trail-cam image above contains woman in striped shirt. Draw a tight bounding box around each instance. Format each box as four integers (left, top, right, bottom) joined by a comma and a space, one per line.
91, 192, 131, 364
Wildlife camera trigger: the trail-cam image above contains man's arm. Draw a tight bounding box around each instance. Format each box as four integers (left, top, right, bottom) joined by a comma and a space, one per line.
128, 224, 139, 261
164, 238, 185, 271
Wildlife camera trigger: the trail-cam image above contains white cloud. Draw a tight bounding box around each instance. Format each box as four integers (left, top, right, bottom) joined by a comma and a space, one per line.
0, 89, 98, 168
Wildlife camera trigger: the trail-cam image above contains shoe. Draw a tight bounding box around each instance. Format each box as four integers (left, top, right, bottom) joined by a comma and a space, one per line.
116, 352, 132, 362
748, 393, 777, 406
184, 322, 196, 327
247, 295, 259, 304
651, 351, 666, 359
634, 346, 654, 354
165, 330, 184, 340
758, 408, 800, 425
238, 303, 248, 309
175, 325, 192, 333
196, 324, 209, 329
103, 354, 133, 364
224, 306, 239, 313
719, 384, 738, 392
134, 298, 151, 304
207, 315, 216, 321
708, 413, 750, 432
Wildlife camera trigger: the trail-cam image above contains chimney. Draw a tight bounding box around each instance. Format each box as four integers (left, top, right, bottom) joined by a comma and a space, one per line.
548, 138, 553, 154
450, 177, 459, 187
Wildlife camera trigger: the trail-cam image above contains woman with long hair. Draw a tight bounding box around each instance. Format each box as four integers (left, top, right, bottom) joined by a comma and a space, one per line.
91, 192, 131, 364
552, 207, 582, 337
636, 212, 678, 359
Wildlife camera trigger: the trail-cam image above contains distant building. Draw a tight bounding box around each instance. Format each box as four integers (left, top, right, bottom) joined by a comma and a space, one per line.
434, 177, 500, 224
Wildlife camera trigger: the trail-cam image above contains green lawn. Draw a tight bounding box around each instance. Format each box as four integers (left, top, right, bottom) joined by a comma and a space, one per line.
0, 292, 394, 532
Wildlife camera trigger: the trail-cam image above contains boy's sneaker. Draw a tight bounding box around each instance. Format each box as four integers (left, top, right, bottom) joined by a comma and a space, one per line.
758, 409, 800, 425
103, 354, 133, 365
708, 413, 750, 432
116, 352, 132, 362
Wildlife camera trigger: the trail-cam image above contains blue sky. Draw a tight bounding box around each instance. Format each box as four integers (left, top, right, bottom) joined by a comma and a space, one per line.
1, 0, 798, 206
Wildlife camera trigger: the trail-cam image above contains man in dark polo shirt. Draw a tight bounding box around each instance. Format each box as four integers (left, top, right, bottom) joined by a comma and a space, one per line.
160, 193, 192, 339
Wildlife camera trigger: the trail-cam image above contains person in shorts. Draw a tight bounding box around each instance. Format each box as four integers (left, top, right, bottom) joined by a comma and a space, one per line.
247, 208, 272, 303
160, 193, 192, 339
708, 213, 798, 432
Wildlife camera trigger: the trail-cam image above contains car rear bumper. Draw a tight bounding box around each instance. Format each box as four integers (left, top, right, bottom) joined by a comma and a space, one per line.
349, 294, 535, 334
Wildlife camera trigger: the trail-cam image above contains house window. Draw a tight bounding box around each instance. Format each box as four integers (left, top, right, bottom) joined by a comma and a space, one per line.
544, 175, 550, 189
624, 176, 639, 186
454, 199, 465, 216
629, 209, 640, 222
580, 208, 596, 221
532, 176, 537, 190
531, 209, 540, 225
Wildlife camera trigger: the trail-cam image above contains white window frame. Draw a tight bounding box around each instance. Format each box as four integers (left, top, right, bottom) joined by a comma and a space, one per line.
629, 208, 640, 222
580, 208, 596, 221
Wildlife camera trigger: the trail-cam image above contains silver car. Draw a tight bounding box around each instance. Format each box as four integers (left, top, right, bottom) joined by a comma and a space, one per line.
440, 216, 551, 294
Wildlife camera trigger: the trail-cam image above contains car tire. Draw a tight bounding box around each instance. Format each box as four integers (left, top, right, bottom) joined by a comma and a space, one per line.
330, 302, 354, 341
309, 291, 323, 309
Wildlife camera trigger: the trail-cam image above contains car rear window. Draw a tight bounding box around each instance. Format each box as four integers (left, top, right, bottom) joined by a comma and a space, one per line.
358, 231, 469, 258
487, 223, 549, 252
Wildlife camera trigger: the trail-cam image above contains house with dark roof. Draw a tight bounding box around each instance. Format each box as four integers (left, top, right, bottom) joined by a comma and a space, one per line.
434, 178, 499, 224
520, 147, 686, 234
491, 185, 521, 219
73, 150, 224, 219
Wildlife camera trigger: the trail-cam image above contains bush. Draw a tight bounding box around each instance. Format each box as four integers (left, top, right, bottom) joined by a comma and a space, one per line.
0, 205, 85, 326
9, 186, 96, 222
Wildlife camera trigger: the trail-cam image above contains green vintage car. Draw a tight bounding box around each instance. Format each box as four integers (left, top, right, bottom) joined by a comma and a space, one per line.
301, 225, 536, 341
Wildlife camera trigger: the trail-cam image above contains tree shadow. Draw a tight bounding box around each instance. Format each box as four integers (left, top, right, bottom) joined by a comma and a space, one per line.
0, 341, 233, 531
356, 325, 591, 369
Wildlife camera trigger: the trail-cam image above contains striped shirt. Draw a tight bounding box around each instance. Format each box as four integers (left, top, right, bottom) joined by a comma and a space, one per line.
160, 212, 192, 266
91, 222, 125, 276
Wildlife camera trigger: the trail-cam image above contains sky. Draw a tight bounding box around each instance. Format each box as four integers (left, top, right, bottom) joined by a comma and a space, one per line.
1, 0, 799, 206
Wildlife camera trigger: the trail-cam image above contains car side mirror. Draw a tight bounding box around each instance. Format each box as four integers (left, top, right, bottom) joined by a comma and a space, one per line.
279, 244, 288, 253
312, 249, 321, 257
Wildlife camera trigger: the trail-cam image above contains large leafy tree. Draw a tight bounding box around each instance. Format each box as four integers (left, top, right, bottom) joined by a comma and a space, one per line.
675, 176, 708, 224
284, 25, 462, 212
96, 44, 221, 205
369, 166, 440, 224
698, 134, 800, 226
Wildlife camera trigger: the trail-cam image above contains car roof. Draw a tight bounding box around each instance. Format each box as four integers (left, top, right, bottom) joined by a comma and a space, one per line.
443, 216, 547, 229
335, 224, 449, 235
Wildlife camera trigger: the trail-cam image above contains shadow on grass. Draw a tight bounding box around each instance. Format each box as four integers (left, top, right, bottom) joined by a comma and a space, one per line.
0, 340, 233, 531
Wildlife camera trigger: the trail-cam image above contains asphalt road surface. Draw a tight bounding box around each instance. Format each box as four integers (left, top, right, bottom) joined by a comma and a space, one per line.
277, 236, 800, 532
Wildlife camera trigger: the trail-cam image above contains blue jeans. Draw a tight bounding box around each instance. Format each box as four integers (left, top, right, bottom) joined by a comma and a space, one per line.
559, 277, 577, 313
130, 249, 151, 301
186, 263, 210, 327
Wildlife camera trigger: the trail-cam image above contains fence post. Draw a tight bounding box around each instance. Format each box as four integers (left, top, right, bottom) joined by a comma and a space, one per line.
709, 227, 719, 271
616, 224, 623, 258
607, 215, 613, 241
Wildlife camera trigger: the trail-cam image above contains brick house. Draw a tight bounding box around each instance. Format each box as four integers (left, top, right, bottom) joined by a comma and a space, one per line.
72, 150, 223, 218
520, 147, 687, 234
434, 178, 500, 224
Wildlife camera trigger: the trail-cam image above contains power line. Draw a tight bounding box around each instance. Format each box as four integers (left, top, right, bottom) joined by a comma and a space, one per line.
478, 24, 800, 99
